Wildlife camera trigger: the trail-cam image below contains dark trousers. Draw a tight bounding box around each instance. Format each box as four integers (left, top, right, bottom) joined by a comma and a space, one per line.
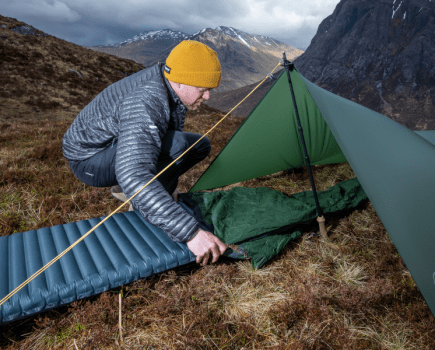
68, 131, 211, 194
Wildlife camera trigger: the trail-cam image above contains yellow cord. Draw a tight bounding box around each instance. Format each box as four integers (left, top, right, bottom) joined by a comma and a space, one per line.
0, 63, 282, 307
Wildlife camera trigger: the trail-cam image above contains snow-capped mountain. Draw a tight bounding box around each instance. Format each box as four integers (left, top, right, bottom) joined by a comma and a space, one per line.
96, 26, 293, 54
190, 26, 299, 60
95, 29, 190, 48
89, 26, 303, 92
196, 26, 288, 53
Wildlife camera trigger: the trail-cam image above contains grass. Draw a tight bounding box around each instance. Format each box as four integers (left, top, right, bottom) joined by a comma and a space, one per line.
0, 13, 434, 349
1, 106, 434, 349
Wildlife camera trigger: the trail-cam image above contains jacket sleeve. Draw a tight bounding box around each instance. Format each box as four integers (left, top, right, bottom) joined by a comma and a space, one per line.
115, 86, 200, 243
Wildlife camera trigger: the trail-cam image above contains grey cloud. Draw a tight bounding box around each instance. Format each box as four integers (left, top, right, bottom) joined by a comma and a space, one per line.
2, 0, 339, 49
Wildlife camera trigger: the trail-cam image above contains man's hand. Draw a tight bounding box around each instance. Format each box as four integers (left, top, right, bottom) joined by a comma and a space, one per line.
187, 229, 228, 266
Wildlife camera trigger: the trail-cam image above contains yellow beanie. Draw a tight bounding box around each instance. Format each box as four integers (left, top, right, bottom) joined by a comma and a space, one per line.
164, 40, 221, 88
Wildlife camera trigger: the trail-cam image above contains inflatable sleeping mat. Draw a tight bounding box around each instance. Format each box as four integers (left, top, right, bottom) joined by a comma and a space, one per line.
0, 200, 210, 325
0, 178, 367, 324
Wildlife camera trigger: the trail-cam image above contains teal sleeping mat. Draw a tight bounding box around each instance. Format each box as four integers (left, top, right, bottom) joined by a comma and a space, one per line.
0, 209, 197, 325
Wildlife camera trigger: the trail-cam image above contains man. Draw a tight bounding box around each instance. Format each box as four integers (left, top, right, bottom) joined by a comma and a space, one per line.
62, 40, 228, 266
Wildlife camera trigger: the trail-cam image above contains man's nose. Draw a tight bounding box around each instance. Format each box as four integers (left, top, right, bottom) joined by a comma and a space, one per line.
203, 90, 210, 100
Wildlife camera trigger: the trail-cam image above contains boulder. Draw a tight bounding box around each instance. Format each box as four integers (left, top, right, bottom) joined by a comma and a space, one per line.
11, 25, 35, 36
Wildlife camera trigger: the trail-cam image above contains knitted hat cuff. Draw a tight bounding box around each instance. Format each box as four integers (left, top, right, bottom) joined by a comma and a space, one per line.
164, 70, 221, 88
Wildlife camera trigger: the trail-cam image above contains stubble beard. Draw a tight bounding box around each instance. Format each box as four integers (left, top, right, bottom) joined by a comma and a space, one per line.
188, 99, 203, 110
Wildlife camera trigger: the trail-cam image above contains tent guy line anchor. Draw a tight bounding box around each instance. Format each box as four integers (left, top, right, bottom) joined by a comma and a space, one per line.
281, 51, 328, 239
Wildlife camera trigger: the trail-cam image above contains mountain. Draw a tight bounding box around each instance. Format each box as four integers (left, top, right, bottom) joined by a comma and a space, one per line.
95, 29, 191, 48
295, 0, 435, 130
192, 26, 299, 60
89, 29, 190, 66
89, 26, 303, 93
0, 15, 145, 123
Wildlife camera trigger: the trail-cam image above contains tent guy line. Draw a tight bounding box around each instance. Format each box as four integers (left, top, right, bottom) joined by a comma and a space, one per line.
0, 63, 282, 309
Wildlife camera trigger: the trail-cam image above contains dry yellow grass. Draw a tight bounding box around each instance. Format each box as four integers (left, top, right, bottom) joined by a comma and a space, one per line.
1, 107, 434, 349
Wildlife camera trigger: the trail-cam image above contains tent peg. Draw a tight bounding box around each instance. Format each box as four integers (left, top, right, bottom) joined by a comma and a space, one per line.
317, 216, 328, 239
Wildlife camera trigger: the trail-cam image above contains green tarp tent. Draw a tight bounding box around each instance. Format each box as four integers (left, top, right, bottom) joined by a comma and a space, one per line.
191, 67, 435, 316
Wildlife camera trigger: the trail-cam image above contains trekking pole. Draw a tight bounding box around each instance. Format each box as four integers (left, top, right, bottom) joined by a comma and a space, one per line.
280, 51, 327, 239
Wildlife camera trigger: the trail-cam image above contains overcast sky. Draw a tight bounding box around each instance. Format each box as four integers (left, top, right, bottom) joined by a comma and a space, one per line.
3, 0, 341, 50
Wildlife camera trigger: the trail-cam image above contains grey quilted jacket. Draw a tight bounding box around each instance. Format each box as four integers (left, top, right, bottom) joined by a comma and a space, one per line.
62, 63, 200, 243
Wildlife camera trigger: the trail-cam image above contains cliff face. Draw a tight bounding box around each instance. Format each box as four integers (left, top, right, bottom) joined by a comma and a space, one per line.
295, 0, 435, 130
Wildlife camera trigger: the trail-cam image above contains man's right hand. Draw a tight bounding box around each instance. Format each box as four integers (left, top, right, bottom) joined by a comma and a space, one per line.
187, 229, 228, 266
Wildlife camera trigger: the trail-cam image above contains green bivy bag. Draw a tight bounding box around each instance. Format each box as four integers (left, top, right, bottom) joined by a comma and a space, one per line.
182, 177, 367, 269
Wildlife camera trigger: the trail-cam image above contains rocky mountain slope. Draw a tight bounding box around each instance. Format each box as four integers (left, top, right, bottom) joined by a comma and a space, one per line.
295, 0, 435, 130
89, 26, 303, 93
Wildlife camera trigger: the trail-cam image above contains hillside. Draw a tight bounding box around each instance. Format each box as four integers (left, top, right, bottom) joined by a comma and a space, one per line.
0, 14, 145, 123
295, 0, 435, 130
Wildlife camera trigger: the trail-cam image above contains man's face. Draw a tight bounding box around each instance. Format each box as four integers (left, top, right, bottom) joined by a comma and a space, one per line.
176, 84, 211, 110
